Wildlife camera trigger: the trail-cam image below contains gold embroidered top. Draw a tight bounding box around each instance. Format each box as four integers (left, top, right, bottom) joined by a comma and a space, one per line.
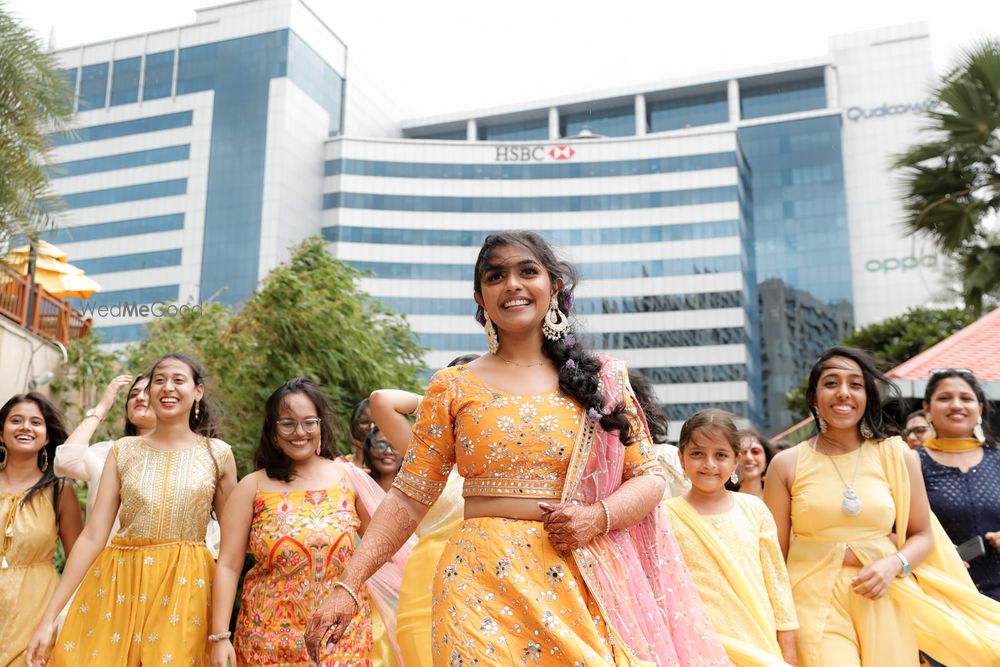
393, 364, 659, 505
113, 436, 231, 542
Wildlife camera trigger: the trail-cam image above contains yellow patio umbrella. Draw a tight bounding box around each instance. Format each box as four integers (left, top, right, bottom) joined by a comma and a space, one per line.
2, 240, 102, 299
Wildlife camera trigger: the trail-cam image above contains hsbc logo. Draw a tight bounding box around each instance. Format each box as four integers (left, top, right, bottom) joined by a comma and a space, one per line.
495, 145, 577, 162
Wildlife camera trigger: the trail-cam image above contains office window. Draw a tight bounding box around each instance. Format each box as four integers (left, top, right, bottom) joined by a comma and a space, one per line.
560, 105, 635, 138
741, 77, 826, 119
79, 63, 109, 110
143, 51, 175, 100
648, 92, 728, 132
477, 118, 549, 141
110, 57, 141, 106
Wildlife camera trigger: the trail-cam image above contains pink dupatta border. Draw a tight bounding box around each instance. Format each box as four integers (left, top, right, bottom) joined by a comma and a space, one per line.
560, 356, 731, 667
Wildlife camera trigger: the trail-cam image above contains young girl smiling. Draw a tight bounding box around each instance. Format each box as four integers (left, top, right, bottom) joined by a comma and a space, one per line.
665, 409, 798, 666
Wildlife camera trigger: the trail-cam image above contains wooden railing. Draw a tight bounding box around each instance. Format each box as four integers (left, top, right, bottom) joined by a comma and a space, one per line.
0, 272, 91, 344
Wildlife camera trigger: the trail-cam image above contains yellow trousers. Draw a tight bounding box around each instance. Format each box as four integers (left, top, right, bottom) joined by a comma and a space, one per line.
800, 566, 918, 667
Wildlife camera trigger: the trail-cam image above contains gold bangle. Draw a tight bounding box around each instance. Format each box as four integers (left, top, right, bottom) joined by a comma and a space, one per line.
207, 631, 231, 642
598, 499, 611, 535
334, 580, 361, 609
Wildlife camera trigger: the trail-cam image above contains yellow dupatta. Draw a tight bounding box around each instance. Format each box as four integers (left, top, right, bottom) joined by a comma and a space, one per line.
877, 438, 1000, 666
665, 497, 791, 667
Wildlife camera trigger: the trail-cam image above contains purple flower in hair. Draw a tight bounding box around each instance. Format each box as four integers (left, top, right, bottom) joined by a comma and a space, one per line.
561, 288, 575, 313
587, 407, 602, 423
564, 359, 576, 370
562, 334, 577, 350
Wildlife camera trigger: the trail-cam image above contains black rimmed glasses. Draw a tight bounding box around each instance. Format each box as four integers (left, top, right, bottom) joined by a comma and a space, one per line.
369, 440, 398, 456
276, 418, 322, 435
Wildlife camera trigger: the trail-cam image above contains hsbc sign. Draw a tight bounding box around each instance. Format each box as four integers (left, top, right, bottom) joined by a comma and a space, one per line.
495, 145, 576, 162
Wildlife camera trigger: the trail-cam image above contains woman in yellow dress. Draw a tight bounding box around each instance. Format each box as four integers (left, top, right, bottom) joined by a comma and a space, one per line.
26, 353, 237, 667
764, 346, 1000, 667
664, 409, 797, 667
0, 394, 83, 667
307, 231, 730, 667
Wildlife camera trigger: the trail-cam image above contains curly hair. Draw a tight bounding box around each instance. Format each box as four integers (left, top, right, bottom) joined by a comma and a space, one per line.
473, 231, 631, 444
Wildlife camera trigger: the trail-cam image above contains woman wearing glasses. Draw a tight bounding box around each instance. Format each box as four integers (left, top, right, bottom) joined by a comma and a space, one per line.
918, 368, 1000, 602
209, 378, 412, 667
363, 427, 403, 492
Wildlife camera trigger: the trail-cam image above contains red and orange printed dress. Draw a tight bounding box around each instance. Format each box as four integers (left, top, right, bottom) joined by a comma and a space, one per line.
234, 472, 373, 667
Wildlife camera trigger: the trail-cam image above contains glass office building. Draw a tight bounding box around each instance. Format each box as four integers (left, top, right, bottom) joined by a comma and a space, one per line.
48, 3, 942, 433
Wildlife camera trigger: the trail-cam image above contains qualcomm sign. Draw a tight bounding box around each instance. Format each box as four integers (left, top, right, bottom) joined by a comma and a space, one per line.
845, 99, 939, 122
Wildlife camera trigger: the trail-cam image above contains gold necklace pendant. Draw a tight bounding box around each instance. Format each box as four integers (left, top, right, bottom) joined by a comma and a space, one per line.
494, 352, 547, 368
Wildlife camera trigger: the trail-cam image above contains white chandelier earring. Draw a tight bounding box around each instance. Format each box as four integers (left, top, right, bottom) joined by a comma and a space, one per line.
541, 300, 569, 341
974, 415, 986, 443
729, 471, 739, 485
817, 414, 828, 433
483, 311, 500, 355
859, 420, 874, 440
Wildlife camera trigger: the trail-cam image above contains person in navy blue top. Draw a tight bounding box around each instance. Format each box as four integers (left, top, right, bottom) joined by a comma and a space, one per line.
918, 369, 1000, 602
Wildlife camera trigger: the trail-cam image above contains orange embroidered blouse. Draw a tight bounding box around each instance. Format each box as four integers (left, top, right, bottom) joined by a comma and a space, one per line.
393, 364, 660, 506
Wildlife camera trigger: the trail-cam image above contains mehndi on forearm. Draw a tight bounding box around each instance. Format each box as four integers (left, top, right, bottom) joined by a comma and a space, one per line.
338, 491, 421, 592
603, 474, 665, 531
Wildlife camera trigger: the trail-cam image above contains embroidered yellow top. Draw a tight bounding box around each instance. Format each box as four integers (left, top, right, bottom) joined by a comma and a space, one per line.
393, 364, 660, 505
114, 436, 230, 541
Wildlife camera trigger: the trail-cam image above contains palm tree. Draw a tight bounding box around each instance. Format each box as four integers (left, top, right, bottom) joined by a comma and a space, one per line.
894, 39, 1000, 313
0, 5, 74, 250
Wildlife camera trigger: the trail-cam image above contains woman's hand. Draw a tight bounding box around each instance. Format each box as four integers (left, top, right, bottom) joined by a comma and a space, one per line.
25, 619, 55, 667
304, 586, 358, 663
98, 374, 134, 413
851, 555, 903, 599
210, 638, 237, 667
986, 532, 1000, 551
777, 630, 798, 665
539, 502, 605, 553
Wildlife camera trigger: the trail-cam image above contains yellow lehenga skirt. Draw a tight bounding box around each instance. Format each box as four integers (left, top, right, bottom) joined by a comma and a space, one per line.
50, 538, 214, 666
431, 517, 631, 667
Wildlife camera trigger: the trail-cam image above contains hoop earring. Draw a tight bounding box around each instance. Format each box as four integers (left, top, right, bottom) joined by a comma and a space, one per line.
541, 300, 569, 341
39, 448, 49, 473
194, 400, 201, 420
974, 415, 986, 443
0, 444, 7, 471
483, 311, 500, 355
817, 415, 828, 434
859, 420, 874, 440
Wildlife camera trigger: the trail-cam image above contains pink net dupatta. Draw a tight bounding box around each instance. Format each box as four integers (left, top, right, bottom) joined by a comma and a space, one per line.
560, 357, 731, 667
339, 461, 416, 665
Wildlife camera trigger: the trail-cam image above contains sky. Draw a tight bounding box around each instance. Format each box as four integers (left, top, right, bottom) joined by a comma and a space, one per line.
6, 0, 1000, 119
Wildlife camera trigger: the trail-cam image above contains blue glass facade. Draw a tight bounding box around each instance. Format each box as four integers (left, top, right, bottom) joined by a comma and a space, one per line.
79, 63, 108, 110
477, 118, 549, 141
61, 179, 187, 208
51, 111, 193, 146
738, 116, 851, 304
143, 51, 174, 100
560, 105, 635, 137
324, 152, 736, 179
110, 57, 142, 106
418, 327, 746, 352
74, 249, 182, 275
741, 76, 826, 120
50, 145, 189, 178
92, 323, 148, 343
324, 221, 740, 246
647, 92, 729, 132
44, 214, 184, 243
347, 255, 740, 281
323, 186, 736, 213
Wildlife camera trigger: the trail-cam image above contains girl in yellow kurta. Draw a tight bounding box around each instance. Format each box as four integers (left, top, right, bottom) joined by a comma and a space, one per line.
25, 353, 237, 667
0, 393, 83, 667
765, 346, 1000, 667
665, 409, 797, 667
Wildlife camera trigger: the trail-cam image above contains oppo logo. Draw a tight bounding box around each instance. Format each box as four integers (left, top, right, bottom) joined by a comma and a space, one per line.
865, 255, 937, 273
